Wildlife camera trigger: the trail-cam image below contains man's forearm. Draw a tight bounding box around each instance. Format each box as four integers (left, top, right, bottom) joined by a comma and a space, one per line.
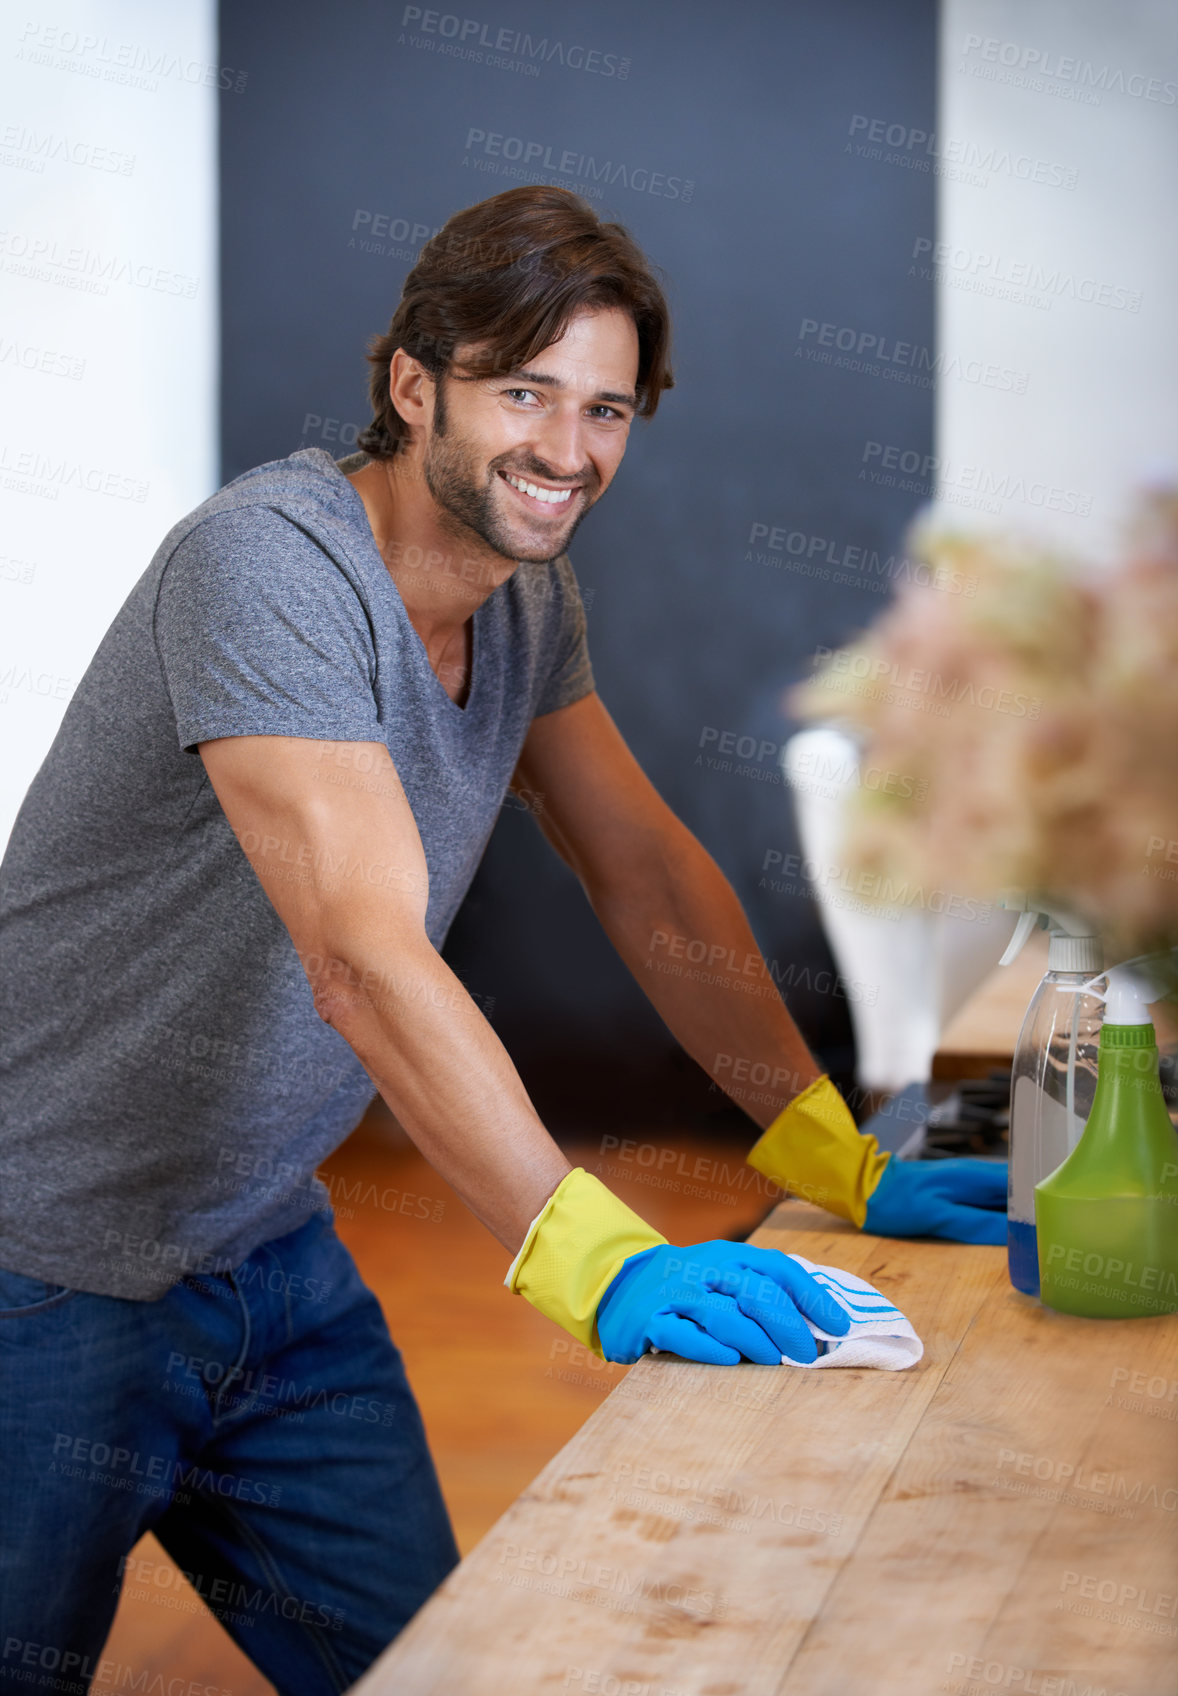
589, 827, 822, 1130
310, 931, 571, 1253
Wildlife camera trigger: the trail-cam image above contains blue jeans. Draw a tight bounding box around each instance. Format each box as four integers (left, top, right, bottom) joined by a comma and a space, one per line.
0, 1211, 460, 1695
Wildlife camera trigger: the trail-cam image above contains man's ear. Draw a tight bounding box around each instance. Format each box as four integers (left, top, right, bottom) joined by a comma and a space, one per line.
387, 349, 437, 441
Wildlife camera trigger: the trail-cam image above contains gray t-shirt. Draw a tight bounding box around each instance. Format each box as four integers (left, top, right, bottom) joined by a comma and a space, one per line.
0, 447, 594, 1299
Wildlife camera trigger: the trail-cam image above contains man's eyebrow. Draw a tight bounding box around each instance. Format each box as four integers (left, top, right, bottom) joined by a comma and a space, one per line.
503, 368, 638, 408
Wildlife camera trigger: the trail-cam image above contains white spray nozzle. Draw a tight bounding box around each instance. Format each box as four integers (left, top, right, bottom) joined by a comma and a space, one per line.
998, 894, 1102, 971
999, 910, 1042, 967
1083, 963, 1162, 1024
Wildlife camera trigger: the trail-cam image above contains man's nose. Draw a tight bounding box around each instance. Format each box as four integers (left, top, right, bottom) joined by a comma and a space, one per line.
530, 408, 589, 481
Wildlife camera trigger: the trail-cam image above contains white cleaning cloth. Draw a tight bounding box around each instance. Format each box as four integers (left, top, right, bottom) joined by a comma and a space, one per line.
784, 1254, 923, 1370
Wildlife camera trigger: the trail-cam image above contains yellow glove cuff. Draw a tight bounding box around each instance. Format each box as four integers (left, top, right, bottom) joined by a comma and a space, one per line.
745, 1074, 889, 1227
503, 1167, 667, 1356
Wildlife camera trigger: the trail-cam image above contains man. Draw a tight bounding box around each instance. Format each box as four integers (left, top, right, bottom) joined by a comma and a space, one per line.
0, 186, 1005, 1692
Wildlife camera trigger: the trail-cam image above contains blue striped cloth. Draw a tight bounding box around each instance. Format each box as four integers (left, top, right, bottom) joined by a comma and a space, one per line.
784, 1254, 923, 1370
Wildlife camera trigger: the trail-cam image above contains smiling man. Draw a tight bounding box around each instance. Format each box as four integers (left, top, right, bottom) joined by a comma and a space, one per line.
0, 186, 1005, 1693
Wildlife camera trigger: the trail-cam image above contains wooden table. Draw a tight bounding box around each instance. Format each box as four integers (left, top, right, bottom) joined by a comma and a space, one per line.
350, 1203, 1178, 1696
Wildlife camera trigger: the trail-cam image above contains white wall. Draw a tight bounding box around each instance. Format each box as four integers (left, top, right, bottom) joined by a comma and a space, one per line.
0, 0, 217, 844
937, 0, 1178, 560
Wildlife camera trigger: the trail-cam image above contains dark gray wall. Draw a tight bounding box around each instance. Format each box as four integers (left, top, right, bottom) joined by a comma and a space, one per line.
219, 0, 936, 1131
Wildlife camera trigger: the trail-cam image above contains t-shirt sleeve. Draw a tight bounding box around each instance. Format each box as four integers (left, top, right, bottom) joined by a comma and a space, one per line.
533, 555, 595, 718
153, 506, 382, 753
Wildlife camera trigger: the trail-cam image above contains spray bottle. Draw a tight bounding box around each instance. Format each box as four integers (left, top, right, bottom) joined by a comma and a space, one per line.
1000, 899, 1106, 1296
1035, 966, 1178, 1318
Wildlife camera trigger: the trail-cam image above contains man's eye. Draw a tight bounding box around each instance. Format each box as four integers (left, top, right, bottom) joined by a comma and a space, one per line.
504, 388, 539, 404
588, 406, 625, 421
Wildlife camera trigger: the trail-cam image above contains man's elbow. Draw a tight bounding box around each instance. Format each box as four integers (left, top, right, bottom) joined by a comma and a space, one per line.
298, 922, 439, 1035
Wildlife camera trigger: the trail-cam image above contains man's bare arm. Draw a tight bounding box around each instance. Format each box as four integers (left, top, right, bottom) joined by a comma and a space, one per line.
198, 734, 570, 1252
511, 694, 822, 1129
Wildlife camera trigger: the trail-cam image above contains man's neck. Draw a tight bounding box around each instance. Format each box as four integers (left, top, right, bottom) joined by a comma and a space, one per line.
342, 452, 517, 648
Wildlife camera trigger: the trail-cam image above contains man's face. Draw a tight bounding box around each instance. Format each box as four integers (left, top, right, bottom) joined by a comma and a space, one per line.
418, 306, 639, 565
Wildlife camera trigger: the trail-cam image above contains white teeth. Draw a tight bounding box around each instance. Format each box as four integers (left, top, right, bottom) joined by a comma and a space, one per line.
504, 472, 572, 505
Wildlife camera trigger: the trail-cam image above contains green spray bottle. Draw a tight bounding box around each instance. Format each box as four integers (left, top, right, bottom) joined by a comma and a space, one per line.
1035, 965, 1178, 1318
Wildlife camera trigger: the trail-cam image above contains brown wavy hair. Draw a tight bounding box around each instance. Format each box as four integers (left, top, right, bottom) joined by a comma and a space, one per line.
356, 186, 674, 459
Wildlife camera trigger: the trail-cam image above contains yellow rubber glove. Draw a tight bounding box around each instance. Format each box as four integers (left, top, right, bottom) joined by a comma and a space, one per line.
745, 1074, 889, 1227
503, 1166, 667, 1357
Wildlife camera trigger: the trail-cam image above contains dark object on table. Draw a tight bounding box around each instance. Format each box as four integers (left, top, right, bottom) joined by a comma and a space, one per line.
855, 1073, 1009, 1162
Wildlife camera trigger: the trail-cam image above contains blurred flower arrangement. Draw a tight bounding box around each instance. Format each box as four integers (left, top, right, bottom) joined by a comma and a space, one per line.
790, 487, 1178, 962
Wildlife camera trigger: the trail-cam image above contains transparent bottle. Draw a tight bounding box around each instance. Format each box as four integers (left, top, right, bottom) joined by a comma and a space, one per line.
1007, 930, 1105, 1296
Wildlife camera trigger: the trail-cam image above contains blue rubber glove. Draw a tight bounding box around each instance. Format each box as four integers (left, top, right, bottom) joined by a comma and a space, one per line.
862, 1157, 1007, 1245
594, 1240, 853, 1366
